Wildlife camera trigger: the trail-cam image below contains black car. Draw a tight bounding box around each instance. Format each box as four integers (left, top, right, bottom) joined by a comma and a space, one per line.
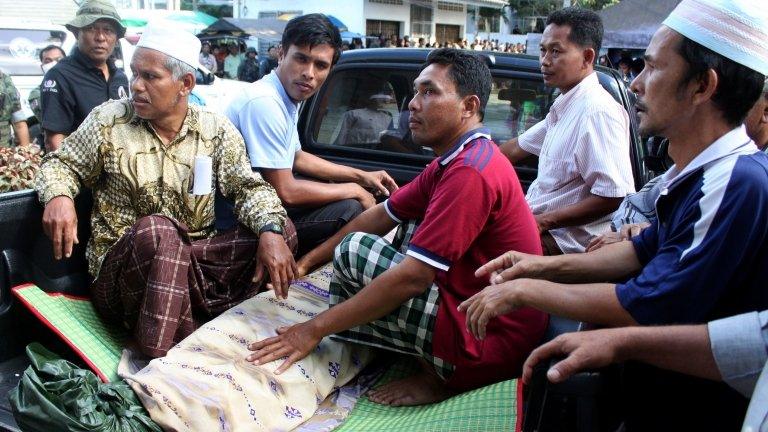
0, 48, 654, 431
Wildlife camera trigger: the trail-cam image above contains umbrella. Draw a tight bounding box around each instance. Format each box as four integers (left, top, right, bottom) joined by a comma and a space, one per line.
340, 30, 364, 39
165, 11, 218, 30
120, 9, 217, 35
326, 15, 348, 33
198, 18, 286, 39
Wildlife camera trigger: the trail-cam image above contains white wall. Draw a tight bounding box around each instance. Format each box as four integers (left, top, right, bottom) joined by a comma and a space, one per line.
240, 0, 366, 35
435, 8, 465, 27
433, 6, 465, 43
363, 1, 411, 36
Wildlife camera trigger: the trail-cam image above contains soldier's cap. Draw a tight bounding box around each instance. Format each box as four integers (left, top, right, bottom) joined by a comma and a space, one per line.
246, 47, 257, 54
67, 0, 126, 39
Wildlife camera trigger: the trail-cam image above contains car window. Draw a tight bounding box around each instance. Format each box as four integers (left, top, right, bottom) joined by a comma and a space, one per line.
0, 29, 67, 75
312, 69, 423, 154
311, 68, 555, 164
485, 76, 555, 168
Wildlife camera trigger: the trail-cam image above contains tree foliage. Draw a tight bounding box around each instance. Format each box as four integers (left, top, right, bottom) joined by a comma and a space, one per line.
507, 0, 562, 17
575, 0, 621, 10
508, 0, 620, 15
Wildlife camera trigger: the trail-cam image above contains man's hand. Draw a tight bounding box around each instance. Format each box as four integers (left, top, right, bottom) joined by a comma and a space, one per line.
534, 213, 554, 234
358, 170, 398, 197
353, 185, 377, 210
42, 196, 78, 260
458, 280, 525, 340
247, 322, 322, 374
619, 222, 650, 239
522, 329, 626, 385
474, 251, 547, 285
586, 222, 651, 252
295, 255, 312, 279
586, 232, 625, 252
254, 232, 297, 299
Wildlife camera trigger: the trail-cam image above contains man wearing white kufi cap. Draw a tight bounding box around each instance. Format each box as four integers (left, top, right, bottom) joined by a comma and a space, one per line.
34, 23, 299, 358
459, 1, 768, 430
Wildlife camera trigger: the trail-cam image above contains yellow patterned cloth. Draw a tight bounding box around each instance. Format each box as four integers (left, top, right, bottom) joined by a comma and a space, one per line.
35, 99, 286, 276
123, 264, 375, 431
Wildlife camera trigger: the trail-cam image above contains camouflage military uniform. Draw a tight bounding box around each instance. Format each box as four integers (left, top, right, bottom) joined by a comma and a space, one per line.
27, 86, 43, 146
0, 70, 24, 147
28, 87, 41, 123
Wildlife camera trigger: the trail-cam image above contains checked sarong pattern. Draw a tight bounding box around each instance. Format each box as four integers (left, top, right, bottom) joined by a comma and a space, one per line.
329, 221, 454, 379
91, 214, 297, 358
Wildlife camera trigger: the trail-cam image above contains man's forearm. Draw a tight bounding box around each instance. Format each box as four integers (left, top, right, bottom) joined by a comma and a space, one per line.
44, 131, 65, 152
499, 137, 532, 164
293, 151, 365, 184
618, 325, 720, 381
536, 239, 642, 283
12, 121, 30, 146
537, 194, 623, 232
309, 257, 435, 337
300, 204, 396, 270
517, 279, 637, 326
275, 177, 366, 207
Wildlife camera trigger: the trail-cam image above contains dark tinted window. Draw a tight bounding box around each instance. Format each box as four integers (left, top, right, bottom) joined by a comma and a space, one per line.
312, 68, 555, 166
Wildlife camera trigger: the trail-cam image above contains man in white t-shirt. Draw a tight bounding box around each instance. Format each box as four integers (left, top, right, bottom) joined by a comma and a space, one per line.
500, 7, 635, 254
223, 14, 398, 256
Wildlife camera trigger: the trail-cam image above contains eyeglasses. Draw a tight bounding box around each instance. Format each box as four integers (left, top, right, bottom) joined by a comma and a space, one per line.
82, 24, 116, 37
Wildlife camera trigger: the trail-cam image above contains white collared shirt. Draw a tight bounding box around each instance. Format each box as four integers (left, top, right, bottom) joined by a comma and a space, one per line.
519, 72, 635, 253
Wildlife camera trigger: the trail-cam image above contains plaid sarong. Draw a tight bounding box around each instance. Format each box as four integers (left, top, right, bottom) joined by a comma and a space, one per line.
91, 214, 297, 357
329, 221, 455, 379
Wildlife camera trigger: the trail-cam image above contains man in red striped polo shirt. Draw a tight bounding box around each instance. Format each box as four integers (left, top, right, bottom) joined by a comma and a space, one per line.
247, 48, 547, 406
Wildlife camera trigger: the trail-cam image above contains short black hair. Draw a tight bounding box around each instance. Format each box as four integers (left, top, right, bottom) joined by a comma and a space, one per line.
418, 48, 492, 121
281, 13, 342, 65
676, 36, 765, 126
546, 7, 603, 54
39, 44, 65, 63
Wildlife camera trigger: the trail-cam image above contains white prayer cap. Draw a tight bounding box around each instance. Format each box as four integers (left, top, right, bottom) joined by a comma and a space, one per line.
136, 23, 203, 71
663, 0, 768, 76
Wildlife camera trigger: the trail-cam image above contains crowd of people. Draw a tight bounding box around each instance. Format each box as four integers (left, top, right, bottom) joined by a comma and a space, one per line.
207, 34, 527, 85
197, 40, 280, 82
359, 34, 528, 53
0, 0, 766, 430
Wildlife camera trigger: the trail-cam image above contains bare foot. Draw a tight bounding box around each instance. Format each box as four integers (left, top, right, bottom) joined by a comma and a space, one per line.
367, 368, 456, 406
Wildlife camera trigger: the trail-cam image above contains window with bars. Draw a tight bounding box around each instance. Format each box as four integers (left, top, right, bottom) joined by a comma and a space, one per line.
410, 4, 433, 38
366, 20, 400, 38
437, 1, 463, 12
368, 0, 404, 5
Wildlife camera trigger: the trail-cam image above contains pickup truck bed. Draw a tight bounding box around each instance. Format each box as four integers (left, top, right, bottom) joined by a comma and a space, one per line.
0, 49, 650, 432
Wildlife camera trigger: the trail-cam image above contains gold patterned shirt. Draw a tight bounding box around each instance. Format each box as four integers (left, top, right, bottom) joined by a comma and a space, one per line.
35, 99, 286, 277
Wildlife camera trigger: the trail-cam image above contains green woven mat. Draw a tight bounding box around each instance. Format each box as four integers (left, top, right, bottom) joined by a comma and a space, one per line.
337, 359, 520, 432
12, 284, 128, 382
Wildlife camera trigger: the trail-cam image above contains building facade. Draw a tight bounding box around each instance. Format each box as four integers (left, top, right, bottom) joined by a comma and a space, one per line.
236, 0, 520, 45
116, 0, 183, 10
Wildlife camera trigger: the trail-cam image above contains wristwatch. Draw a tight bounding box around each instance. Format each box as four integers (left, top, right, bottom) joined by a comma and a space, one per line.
258, 222, 283, 236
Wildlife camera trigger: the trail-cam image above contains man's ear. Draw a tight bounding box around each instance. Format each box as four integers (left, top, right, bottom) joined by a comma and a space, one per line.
463, 94, 482, 119
583, 47, 596, 67
691, 69, 718, 107
761, 98, 768, 125
181, 72, 196, 95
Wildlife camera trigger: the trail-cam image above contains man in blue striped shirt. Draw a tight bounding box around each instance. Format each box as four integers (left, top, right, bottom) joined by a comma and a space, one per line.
459, 1, 768, 429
